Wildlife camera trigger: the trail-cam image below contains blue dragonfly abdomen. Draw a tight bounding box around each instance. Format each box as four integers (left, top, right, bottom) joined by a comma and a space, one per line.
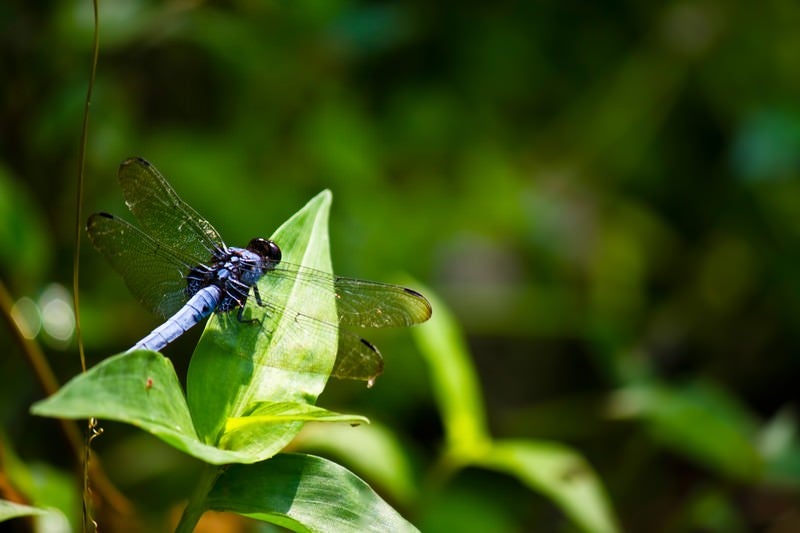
130, 285, 222, 352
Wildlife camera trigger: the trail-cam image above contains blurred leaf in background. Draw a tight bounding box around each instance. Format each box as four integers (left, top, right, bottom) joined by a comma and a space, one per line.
3, 0, 800, 531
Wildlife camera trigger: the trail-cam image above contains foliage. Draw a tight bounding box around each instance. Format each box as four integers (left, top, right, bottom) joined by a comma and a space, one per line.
0, 499, 47, 522
32, 192, 410, 531
2, 0, 800, 531
296, 285, 618, 532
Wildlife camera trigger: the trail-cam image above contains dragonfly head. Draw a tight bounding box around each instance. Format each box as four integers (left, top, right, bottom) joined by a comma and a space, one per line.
247, 237, 282, 266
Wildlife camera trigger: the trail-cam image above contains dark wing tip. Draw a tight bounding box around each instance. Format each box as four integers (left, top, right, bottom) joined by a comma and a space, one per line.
86, 211, 113, 229
360, 337, 380, 353
120, 156, 151, 170
360, 338, 385, 386
404, 287, 433, 321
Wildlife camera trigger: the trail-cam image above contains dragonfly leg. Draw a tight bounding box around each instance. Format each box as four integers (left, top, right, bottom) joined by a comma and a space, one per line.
234, 285, 267, 326
252, 285, 264, 307
236, 304, 261, 325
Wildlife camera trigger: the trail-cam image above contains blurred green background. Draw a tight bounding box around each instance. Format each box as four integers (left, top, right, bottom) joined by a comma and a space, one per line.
2, 0, 800, 531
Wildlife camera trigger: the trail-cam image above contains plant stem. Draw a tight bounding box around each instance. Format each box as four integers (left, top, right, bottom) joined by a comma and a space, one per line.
175, 464, 223, 533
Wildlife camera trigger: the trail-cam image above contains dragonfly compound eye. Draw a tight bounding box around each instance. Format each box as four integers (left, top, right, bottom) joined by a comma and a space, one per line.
247, 237, 282, 264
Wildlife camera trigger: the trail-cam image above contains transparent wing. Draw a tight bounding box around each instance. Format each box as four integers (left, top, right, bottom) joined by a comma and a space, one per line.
228, 258, 429, 382
333, 277, 432, 327
332, 333, 384, 383
86, 212, 194, 318
118, 157, 431, 328
117, 157, 225, 264
268, 262, 432, 328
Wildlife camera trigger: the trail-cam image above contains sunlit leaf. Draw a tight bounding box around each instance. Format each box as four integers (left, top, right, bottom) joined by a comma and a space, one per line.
31, 351, 255, 464
0, 499, 47, 521
408, 281, 490, 460
477, 440, 619, 533
186, 190, 339, 462
206, 453, 418, 533
295, 422, 418, 506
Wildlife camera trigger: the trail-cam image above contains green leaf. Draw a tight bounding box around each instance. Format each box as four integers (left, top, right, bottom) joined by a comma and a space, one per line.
205, 453, 418, 533
33, 190, 351, 465
31, 351, 194, 445
186, 190, 339, 461
477, 440, 619, 533
408, 281, 491, 461
609, 380, 762, 481
31, 351, 254, 464
0, 499, 47, 522
410, 285, 619, 533
295, 422, 418, 506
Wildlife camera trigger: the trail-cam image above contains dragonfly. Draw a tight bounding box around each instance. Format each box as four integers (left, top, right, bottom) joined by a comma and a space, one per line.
86, 157, 431, 382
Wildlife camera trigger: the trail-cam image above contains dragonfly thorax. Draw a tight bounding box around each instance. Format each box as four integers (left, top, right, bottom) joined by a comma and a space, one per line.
185, 240, 281, 313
